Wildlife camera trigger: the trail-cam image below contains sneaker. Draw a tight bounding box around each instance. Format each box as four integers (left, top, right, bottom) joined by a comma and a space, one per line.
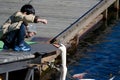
14, 43, 31, 52
14, 46, 20, 51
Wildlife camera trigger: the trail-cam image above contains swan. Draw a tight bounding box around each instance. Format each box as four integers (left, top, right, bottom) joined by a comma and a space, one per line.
58, 44, 67, 80
53, 43, 67, 80
53, 43, 115, 80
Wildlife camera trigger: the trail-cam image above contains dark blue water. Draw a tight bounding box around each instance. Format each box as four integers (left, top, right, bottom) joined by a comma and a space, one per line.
67, 21, 120, 80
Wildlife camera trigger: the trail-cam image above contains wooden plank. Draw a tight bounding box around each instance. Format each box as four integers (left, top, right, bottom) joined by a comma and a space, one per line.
30, 43, 57, 54
0, 43, 57, 64
52, 0, 118, 44
0, 51, 35, 64
0, 0, 101, 64
0, 0, 100, 39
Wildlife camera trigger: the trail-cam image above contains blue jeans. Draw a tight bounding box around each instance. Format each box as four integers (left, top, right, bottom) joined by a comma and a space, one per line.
2, 24, 27, 49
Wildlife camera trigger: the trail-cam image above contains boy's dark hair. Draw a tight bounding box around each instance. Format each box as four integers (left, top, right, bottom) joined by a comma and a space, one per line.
20, 4, 35, 15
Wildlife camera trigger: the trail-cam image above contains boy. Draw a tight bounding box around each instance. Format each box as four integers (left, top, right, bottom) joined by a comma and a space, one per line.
0, 4, 47, 51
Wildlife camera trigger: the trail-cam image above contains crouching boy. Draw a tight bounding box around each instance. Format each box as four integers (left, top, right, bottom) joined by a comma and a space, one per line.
0, 4, 47, 51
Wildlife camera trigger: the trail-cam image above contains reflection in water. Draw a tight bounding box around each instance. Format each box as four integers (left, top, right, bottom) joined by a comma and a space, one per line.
67, 20, 120, 80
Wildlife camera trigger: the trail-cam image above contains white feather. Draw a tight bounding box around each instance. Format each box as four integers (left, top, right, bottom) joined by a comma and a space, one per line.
59, 44, 67, 80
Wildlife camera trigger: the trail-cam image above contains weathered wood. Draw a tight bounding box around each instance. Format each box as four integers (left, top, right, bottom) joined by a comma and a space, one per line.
0, 51, 35, 64
52, 0, 118, 44
0, 0, 100, 39
0, 0, 100, 65
0, 0, 118, 79
0, 43, 57, 64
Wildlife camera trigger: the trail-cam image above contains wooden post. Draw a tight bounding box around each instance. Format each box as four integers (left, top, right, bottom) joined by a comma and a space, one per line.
103, 9, 108, 26
114, 0, 119, 10
114, 0, 119, 19
103, 9, 108, 20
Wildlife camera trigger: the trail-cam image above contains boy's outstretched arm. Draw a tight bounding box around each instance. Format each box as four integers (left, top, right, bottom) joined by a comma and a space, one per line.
37, 18, 47, 24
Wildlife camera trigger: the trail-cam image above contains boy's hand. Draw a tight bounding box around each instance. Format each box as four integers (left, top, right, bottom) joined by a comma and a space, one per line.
26, 32, 36, 38
37, 19, 47, 24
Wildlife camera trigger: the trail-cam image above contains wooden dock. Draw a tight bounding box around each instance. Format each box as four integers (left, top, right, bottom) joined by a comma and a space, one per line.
0, 0, 119, 80
0, 0, 100, 41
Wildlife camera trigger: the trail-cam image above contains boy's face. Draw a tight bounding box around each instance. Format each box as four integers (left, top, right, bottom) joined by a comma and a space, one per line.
23, 12, 27, 15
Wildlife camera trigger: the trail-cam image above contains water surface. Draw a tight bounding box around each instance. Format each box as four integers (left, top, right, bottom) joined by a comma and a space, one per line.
67, 20, 120, 80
